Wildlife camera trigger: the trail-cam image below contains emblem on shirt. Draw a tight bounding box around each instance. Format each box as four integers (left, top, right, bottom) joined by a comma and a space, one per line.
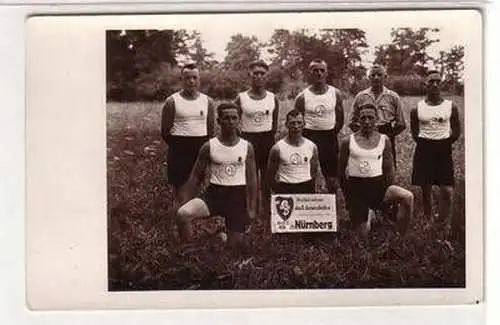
313, 104, 327, 117
430, 116, 445, 128
275, 196, 294, 221
225, 163, 237, 176
290, 153, 303, 165
254, 111, 265, 123
359, 160, 371, 174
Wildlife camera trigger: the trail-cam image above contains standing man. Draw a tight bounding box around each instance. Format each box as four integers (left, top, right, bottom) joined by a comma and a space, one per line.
339, 104, 414, 237
294, 59, 344, 193
161, 62, 215, 206
410, 71, 461, 229
235, 60, 279, 217
348, 64, 406, 169
174, 102, 258, 250
267, 109, 321, 194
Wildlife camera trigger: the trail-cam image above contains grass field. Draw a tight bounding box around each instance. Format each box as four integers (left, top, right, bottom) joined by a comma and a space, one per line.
107, 96, 465, 290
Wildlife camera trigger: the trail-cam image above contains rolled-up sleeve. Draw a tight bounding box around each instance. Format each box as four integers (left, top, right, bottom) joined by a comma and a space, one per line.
392, 93, 407, 134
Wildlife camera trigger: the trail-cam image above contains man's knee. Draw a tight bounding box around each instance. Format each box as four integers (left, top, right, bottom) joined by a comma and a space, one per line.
176, 200, 201, 222
389, 186, 414, 207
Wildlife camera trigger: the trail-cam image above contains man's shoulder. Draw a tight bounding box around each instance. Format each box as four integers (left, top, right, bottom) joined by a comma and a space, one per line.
304, 137, 317, 149
383, 87, 401, 99
352, 88, 371, 101
339, 133, 352, 145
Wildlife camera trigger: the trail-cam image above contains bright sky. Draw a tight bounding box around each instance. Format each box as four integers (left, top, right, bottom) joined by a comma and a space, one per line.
200, 26, 463, 66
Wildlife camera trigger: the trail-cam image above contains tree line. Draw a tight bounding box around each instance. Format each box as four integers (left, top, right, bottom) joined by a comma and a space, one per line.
106, 28, 464, 102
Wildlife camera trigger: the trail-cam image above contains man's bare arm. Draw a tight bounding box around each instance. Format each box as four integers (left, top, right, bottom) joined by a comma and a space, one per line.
207, 97, 216, 138
245, 143, 258, 220
450, 102, 461, 143
178, 142, 210, 204
382, 136, 395, 186
333, 89, 345, 135
161, 97, 175, 143
294, 93, 305, 115
338, 136, 350, 192
310, 145, 320, 192
266, 145, 281, 192
410, 106, 419, 142
272, 95, 280, 135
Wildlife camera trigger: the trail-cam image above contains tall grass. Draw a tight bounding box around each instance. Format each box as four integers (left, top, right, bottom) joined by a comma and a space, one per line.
107, 96, 465, 290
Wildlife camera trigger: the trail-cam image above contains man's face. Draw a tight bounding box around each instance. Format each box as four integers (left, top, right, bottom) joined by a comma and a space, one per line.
359, 108, 378, 132
309, 64, 327, 86
250, 66, 268, 88
286, 114, 305, 135
181, 68, 200, 92
426, 75, 442, 96
218, 108, 240, 132
369, 68, 386, 88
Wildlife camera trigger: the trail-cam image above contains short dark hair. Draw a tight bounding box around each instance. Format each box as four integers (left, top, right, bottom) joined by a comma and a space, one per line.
286, 109, 304, 122
249, 59, 269, 71
359, 104, 378, 115
308, 59, 328, 70
217, 101, 242, 117
369, 64, 387, 76
181, 62, 198, 74
426, 69, 442, 80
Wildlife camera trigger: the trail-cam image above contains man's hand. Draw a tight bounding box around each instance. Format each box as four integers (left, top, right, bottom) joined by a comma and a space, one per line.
248, 206, 257, 221
377, 122, 394, 136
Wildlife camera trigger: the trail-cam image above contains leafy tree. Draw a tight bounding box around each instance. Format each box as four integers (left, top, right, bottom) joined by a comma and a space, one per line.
222, 34, 261, 71
435, 45, 464, 92
373, 28, 440, 76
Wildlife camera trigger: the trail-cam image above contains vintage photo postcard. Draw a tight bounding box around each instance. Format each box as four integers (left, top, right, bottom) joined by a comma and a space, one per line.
26, 10, 483, 310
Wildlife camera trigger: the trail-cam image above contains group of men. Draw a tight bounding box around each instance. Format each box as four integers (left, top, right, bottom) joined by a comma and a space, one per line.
160, 59, 461, 250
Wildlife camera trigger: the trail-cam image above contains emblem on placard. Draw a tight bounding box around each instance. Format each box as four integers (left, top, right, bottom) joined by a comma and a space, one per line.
275, 196, 294, 221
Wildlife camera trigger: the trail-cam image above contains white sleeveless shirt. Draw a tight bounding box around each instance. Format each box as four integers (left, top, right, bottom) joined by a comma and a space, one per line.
301, 85, 337, 130
276, 138, 316, 184
170, 91, 209, 136
209, 137, 248, 186
239, 91, 276, 133
417, 99, 452, 140
347, 134, 386, 178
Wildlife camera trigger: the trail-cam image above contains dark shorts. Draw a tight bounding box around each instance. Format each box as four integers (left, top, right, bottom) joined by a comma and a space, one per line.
412, 138, 454, 186
274, 180, 315, 194
200, 184, 249, 232
303, 129, 338, 177
241, 131, 274, 173
345, 176, 389, 226
167, 135, 208, 189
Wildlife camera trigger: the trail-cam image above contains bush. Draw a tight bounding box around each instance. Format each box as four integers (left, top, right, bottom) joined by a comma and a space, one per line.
386, 75, 426, 96
107, 68, 463, 102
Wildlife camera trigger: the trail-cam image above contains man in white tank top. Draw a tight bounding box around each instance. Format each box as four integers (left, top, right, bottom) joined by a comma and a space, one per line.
234, 60, 279, 219
161, 63, 215, 217
267, 109, 320, 195
410, 71, 461, 239
294, 59, 344, 194
339, 104, 414, 237
173, 102, 258, 251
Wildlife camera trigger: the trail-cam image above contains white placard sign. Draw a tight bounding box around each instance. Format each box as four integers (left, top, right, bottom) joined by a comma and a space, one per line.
271, 194, 337, 233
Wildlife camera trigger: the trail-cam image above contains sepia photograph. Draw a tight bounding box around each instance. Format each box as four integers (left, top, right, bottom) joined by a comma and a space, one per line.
106, 20, 467, 291
25, 10, 483, 310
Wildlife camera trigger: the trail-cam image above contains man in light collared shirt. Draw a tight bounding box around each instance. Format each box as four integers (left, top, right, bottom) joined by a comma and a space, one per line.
348, 65, 406, 168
